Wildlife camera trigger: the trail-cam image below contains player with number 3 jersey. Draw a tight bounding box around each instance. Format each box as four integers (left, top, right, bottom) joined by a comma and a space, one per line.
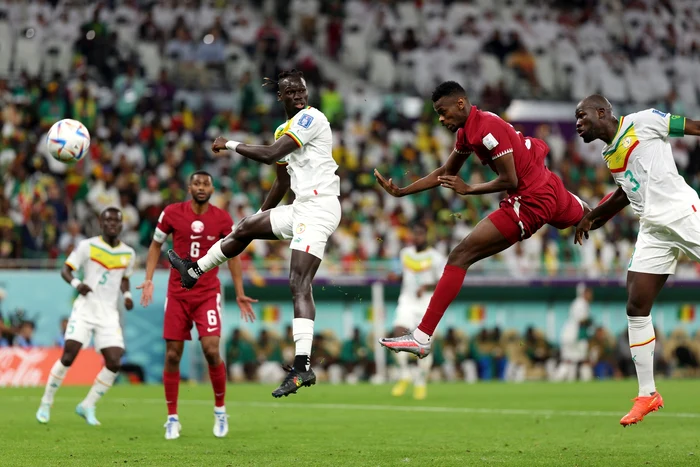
138, 170, 256, 440
574, 95, 700, 426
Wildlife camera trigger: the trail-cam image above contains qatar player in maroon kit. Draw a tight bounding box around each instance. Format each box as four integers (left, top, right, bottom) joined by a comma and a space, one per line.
377, 81, 592, 356
137, 171, 256, 440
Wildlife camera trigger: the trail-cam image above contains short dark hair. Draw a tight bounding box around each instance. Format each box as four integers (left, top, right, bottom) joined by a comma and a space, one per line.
100, 207, 121, 219
190, 170, 213, 183
413, 222, 428, 233
262, 69, 306, 89
432, 81, 466, 102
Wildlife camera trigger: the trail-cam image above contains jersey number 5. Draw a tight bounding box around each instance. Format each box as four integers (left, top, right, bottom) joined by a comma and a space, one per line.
190, 242, 200, 258
98, 271, 108, 285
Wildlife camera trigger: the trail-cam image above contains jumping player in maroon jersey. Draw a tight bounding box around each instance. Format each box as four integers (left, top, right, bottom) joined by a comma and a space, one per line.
377, 81, 592, 356
137, 170, 256, 440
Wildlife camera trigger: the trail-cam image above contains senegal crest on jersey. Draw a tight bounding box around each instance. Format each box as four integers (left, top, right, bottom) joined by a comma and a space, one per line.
603, 119, 639, 173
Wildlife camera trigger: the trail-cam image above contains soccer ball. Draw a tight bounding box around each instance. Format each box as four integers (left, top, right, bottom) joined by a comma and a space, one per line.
46, 119, 91, 163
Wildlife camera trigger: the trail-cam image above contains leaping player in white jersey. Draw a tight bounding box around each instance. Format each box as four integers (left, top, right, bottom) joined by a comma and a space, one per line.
168, 69, 341, 398
574, 94, 700, 427
37, 207, 136, 426
390, 222, 445, 400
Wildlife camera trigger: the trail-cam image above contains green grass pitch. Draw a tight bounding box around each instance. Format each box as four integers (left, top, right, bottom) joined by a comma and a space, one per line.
1, 380, 699, 466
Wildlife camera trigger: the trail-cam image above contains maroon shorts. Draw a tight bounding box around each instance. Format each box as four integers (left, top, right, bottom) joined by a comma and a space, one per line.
163, 291, 222, 341
488, 173, 585, 245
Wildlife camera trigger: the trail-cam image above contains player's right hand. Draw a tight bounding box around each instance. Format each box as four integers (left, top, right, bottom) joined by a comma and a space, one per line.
574, 215, 594, 246
211, 137, 228, 154
77, 283, 92, 296
374, 169, 403, 197
136, 280, 154, 307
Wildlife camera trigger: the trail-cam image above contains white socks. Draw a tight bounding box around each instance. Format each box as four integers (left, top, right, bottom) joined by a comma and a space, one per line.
415, 353, 433, 387
81, 367, 118, 408
628, 315, 656, 396
412, 328, 430, 345
293, 318, 314, 370
192, 239, 227, 277
41, 360, 69, 404
395, 351, 411, 381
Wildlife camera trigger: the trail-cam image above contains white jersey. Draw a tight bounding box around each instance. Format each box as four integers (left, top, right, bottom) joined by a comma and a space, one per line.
65, 236, 135, 315
397, 246, 445, 302
274, 106, 340, 199
601, 109, 696, 226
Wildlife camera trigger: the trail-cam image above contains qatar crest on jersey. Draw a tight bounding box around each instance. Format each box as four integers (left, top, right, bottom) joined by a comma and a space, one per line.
191, 220, 205, 233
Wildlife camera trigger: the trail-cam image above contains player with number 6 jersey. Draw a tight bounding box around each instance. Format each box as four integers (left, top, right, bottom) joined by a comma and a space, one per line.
137, 170, 256, 440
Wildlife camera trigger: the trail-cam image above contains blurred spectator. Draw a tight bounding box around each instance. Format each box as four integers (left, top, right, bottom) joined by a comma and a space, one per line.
588, 326, 616, 379
226, 328, 257, 382
57, 220, 85, 257
255, 329, 285, 383
13, 321, 35, 348
554, 285, 594, 381
340, 328, 373, 383
55, 317, 69, 347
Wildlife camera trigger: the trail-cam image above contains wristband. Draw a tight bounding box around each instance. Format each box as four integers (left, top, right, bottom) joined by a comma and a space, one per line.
123, 291, 133, 300
70, 278, 82, 289
225, 140, 240, 152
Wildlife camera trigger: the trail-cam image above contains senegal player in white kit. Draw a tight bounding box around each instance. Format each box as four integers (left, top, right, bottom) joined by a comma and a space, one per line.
574, 95, 700, 426
168, 69, 341, 398
36, 208, 135, 426
390, 223, 445, 400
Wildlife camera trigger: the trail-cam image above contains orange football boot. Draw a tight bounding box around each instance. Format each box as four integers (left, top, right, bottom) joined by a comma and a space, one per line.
620, 392, 664, 427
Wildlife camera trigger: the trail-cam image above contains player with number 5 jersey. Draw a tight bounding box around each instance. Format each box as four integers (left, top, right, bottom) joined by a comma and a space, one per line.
138, 170, 256, 440
574, 95, 700, 427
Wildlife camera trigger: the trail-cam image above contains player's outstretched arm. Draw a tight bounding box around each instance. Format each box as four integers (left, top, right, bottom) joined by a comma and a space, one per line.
259, 162, 291, 212
574, 187, 630, 245
684, 119, 700, 136
439, 152, 518, 196
375, 150, 470, 197
137, 240, 162, 306
61, 264, 92, 296
227, 257, 258, 323
121, 277, 134, 311
212, 135, 299, 165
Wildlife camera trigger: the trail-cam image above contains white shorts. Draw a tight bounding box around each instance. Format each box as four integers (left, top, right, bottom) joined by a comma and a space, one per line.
269, 195, 341, 260
629, 213, 700, 275
65, 301, 124, 350
393, 295, 432, 330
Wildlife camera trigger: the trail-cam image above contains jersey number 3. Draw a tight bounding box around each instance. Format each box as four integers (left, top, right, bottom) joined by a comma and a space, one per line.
624, 170, 640, 192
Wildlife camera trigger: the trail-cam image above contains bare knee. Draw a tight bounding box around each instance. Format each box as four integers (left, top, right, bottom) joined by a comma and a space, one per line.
105, 360, 121, 373
231, 217, 252, 241
289, 269, 313, 298
60, 353, 77, 367
626, 297, 651, 317
201, 344, 221, 366
446, 243, 477, 270
165, 348, 182, 367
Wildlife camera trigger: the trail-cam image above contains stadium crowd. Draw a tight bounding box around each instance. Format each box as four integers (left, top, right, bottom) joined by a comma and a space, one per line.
1, 0, 700, 281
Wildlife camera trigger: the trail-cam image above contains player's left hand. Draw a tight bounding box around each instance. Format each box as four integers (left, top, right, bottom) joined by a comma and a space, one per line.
236, 295, 258, 322
124, 297, 134, 311
438, 175, 471, 195
574, 215, 594, 245
211, 136, 228, 154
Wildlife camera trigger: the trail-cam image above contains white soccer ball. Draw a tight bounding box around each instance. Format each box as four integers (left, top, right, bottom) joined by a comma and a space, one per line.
46, 119, 91, 163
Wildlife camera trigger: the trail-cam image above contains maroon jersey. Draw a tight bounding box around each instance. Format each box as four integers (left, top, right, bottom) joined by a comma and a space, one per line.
454, 106, 551, 195
155, 202, 234, 298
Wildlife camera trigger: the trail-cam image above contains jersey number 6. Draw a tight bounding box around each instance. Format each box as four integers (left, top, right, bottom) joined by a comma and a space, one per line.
190, 242, 200, 258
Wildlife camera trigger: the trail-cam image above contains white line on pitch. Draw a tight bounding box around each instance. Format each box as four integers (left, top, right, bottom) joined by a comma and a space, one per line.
6, 396, 700, 419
